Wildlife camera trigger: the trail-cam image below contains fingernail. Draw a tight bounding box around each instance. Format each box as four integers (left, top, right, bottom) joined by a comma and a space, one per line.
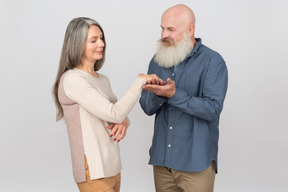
114, 138, 116, 141
117, 139, 120, 142
110, 134, 113, 137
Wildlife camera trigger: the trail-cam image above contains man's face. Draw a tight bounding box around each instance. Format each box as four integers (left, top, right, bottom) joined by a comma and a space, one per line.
160, 14, 187, 46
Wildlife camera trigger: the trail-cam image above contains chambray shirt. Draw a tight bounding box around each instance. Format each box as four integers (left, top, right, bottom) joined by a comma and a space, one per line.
139, 38, 228, 172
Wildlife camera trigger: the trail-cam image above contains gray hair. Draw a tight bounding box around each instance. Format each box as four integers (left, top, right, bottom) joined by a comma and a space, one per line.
53, 17, 106, 121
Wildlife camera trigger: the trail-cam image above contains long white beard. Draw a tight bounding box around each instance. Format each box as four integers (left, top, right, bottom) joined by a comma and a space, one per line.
154, 34, 194, 68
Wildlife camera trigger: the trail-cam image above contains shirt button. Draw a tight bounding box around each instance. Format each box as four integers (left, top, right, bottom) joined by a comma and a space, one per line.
168, 144, 171, 147
159, 104, 162, 106
170, 127, 173, 130
172, 73, 174, 76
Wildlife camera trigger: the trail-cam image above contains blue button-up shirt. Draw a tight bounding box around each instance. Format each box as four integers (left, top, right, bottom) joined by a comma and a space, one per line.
139, 38, 228, 172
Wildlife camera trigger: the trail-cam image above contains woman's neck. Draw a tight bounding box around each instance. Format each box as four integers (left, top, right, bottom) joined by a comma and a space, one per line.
76, 63, 99, 78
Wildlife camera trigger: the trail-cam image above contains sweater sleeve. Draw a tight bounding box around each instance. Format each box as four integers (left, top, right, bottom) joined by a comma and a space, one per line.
139, 59, 167, 116
63, 73, 146, 123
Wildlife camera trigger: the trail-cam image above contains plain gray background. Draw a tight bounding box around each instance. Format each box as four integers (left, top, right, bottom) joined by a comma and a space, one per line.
1, 0, 287, 191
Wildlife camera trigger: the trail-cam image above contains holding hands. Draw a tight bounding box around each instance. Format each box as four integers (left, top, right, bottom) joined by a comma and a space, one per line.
143, 77, 176, 99
139, 74, 166, 85
139, 74, 176, 98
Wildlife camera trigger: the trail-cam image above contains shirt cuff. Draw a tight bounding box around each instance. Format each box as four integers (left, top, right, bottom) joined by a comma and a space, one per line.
167, 89, 186, 105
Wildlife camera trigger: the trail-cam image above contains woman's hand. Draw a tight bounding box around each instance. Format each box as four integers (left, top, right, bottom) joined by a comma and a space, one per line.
139, 74, 166, 85
107, 117, 130, 142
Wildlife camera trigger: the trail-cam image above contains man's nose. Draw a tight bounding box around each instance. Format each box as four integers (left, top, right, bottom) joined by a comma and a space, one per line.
161, 30, 169, 38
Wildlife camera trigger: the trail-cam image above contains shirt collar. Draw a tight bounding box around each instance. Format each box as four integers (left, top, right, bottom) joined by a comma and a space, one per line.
187, 38, 202, 58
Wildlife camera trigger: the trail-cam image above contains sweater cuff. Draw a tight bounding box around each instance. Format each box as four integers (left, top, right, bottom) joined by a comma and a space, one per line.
135, 77, 147, 87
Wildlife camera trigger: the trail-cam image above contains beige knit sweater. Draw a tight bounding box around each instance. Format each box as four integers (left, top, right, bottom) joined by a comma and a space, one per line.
58, 68, 146, 182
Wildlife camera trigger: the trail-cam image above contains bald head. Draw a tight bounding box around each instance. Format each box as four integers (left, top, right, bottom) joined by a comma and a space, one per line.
162, 4, 195, 27
160, 4, 196, 45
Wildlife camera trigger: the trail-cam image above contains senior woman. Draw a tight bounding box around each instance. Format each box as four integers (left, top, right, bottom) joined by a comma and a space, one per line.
52, 17, 164, 192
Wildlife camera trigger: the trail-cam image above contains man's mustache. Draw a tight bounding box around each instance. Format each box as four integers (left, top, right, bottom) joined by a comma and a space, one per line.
160, 38, 175, 46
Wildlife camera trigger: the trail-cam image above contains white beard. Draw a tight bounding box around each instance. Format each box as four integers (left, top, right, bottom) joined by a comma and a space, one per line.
154, 34, 194, 68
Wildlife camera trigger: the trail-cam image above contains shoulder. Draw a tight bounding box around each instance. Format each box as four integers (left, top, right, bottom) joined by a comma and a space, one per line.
195, 44, 226, 73
199, 44, 225, 64
62, 69, 90, 90
63, 69, 84, 81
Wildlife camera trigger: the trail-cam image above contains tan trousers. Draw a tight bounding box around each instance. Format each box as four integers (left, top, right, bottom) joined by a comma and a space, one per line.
153, 162, 216, 192
77, 156, 121, 192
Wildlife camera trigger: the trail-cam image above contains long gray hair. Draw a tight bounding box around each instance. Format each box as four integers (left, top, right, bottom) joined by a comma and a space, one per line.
53, 17, 106, 121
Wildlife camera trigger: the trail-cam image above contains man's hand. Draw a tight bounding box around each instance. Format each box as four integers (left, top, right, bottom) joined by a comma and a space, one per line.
107, 118, 130, 142
142, 78, 176, 98
139, 74, 166, 85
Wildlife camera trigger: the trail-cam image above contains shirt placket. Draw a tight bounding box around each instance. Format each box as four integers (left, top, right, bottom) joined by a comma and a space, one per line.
164, 67, 177, 165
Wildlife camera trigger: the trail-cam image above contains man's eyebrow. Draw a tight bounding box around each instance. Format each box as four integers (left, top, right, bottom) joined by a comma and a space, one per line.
160, 25, 176, 29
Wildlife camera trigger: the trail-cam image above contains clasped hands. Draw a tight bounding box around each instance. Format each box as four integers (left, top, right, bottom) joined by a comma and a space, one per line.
139, 74, 176, 98
107, 117, 129, 142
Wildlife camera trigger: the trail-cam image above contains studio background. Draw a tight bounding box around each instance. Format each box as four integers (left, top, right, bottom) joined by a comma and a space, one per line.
0, 0, 287, 191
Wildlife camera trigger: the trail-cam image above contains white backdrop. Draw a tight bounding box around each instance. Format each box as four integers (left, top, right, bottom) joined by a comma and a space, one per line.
0, 0, 287, 191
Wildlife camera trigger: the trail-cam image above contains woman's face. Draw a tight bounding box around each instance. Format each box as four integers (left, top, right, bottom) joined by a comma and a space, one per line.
82, 25, 105, 63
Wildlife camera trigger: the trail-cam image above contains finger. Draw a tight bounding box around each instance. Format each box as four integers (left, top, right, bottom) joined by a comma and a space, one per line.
157, 79, 162, 85
114, 127, 122, 141
110, 125, 118, 137
151, 78, 156, 84
143, 84, 154, 91
107, 124, 115, 129
153, 78, 160, 85
161, 79, 167, 85
167, 78, 175, 85
117, 129, 127, 142
145, 84, 162, 89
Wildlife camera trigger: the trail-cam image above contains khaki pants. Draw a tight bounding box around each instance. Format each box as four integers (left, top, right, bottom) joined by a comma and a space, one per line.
77, 156, 121, 192
153, 162, 216, 192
